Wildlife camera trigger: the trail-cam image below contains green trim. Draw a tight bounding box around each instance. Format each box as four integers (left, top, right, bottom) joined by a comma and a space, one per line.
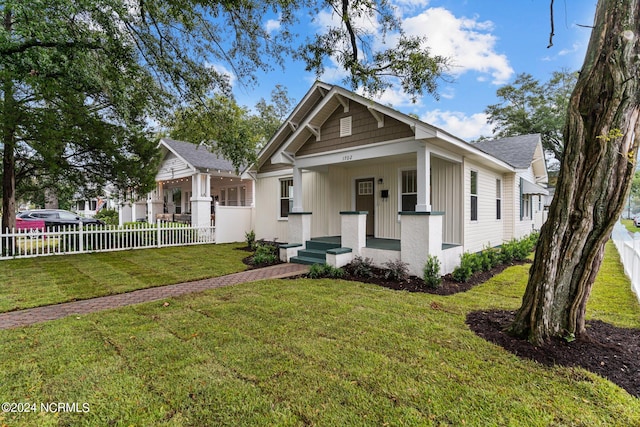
288, 212, 312, 215
398, 211, 445, 216
339, 211, 369, 215
279, 243, 303, 249
327, 247, 352, 255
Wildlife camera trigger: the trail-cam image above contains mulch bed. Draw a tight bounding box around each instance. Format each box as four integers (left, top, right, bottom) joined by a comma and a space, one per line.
467, 310, 640, 398
339, 260, 531, 295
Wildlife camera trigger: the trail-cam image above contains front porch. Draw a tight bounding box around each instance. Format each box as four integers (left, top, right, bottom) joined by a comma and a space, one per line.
279, 211, 462, 275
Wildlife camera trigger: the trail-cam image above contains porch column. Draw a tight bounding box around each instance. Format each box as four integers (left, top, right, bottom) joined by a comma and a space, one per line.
288, 212, 311, 245
400, 211, 443, 277
292, 166, 303, 212
191, 173, 213, 227
119, 201, 133, 226
340, 211, 367, 256
147, 182, 164, 224
133, 199, 147, 222
416, 143, 432, 212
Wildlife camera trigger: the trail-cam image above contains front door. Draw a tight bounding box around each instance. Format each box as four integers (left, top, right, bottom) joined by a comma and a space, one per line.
355, 178, 375, 236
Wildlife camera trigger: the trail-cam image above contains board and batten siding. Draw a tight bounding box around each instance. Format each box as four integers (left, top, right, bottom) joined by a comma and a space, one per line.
463, 160, 506, 253
255, 155, 463, 244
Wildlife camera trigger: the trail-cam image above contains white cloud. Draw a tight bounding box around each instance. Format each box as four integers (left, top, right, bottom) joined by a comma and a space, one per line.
402, 8, 514, 85
420, 110, 494, 141
264, 16, 281, 34
212, 63, 237, 88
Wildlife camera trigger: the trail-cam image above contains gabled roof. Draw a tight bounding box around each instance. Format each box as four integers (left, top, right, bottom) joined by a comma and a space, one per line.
160, 138, 235, 172
253, 82, 548, 176
471, 134, 542, 169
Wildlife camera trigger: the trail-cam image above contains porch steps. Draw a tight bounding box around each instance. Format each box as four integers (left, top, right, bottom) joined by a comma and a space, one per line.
290, 240, 341, 265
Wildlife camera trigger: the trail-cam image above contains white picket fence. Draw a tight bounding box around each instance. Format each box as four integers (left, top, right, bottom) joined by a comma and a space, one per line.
0, 221, 216, 260
611, 221, 640, 302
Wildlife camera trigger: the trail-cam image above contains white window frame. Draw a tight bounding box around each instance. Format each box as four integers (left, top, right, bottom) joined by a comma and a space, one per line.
398, 168, 417, 213
496, 178, 502, 220
279, 177, 293, 220
522, 194, 532, 220
470, 170, 478, 221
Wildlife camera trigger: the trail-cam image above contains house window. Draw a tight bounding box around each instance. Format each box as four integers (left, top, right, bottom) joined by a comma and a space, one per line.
522, 194, 532, 220
77, 200, 86, 211
496, 179, 502, 220
401, 169, 417, 212
470, 171, 478, 221
359, 180, 373, 196
280, 178, 293, 218
340, 116, 352, 137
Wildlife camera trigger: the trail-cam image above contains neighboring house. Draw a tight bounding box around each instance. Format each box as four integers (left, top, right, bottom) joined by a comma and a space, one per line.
247, 81, 548, 275
121, 138, 255, 242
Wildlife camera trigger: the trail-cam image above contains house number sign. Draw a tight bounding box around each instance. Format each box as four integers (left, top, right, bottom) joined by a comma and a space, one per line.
342, 155, 353, 161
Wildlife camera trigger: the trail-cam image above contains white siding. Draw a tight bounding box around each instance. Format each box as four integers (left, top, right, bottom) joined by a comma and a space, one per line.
156, 152, 193, 181
256, 156, 462, 244
254, 171, 292, 241
463, 160, 506, 253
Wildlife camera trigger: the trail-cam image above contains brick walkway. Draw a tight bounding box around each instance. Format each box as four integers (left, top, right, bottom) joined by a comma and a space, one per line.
0, 263, 309, 330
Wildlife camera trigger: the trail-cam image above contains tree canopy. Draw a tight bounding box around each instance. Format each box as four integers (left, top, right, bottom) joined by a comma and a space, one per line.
163, 86, 296, 172
1, 0, 449, 232
485, 70, 577, 167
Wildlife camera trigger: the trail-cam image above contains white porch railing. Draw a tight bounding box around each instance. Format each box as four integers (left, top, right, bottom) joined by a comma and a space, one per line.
0, 221, 216, 260
611, 221, 640, 303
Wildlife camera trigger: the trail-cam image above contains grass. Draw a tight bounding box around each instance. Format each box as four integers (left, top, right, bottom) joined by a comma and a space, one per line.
621, 218, 638, 233
0, 242, 638, 425
0, 243, 247, 312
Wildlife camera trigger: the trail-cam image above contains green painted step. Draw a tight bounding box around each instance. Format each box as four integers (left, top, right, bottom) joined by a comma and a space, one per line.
305, 240, 341, 251
291, 256, 323, 265
296, 248, 327, 261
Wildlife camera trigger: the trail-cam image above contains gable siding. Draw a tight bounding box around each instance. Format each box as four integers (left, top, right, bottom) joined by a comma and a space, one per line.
296, 102, 414, 157
156, 152, 192, 181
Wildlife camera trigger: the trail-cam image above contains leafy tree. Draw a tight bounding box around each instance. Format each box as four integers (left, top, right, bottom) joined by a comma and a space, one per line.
1, 0, 448, 235
485, 70, 577, 166
164, 86, 296, 171
164, 95, 263, 172
508, 0, 640, 345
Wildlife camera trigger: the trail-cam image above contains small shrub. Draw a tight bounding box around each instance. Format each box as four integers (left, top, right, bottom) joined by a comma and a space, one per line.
481, 246, 501, 271
245, 230, 256, 249
348, 256, 375, 278
452, 252, 475, 283
95, 209, 119, 226
383, 259, 409, 282
422, 255, 442, 289
252, 241, 278, 265
308, 263, 345, 279
500, 239, 518, 263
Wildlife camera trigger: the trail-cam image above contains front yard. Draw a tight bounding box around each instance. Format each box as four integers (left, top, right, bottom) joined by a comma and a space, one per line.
0, 243, 638, 425
0, 243, 247, 312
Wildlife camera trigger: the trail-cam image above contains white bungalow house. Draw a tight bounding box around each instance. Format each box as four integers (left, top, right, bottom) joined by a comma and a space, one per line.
248, 82, 548, 275
120, 138, 256, 243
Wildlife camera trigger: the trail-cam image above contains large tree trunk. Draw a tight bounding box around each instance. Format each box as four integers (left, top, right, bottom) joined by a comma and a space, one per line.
1, 9, 16, 246
509, 0, 640, 345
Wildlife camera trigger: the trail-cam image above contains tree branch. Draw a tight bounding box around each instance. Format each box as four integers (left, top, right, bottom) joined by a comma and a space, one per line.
547, 0, 555, 48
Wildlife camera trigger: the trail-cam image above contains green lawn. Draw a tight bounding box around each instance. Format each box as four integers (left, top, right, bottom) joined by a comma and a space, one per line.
0, 243, 248, 312
621, 218, 639, 233
0, 242, 638, 426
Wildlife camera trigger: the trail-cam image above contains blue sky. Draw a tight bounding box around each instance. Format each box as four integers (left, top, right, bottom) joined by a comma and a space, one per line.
229, 1, 597, 141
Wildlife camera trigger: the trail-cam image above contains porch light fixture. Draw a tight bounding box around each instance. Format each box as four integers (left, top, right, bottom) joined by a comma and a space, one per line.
378, 178, 383, 184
